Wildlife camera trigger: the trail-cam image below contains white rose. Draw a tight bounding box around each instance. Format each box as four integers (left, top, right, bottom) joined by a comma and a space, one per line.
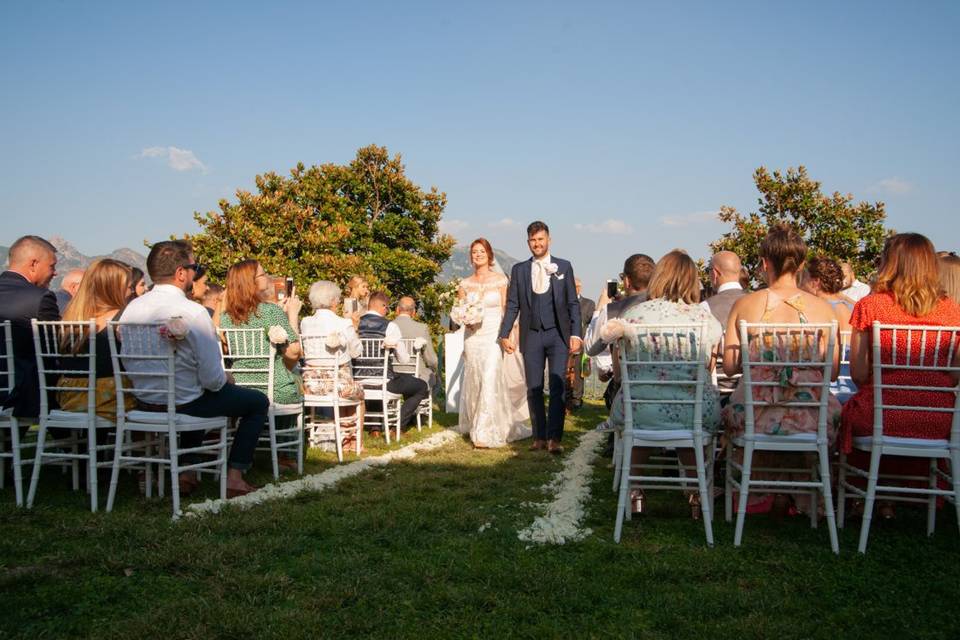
325, 332, 343, 349
599, 319, 625, 343
268, 325, 289, 345
165, 316, 189, 340
414, 337, 427, 351
545, 263, 559, 276
383, 339, 398, 350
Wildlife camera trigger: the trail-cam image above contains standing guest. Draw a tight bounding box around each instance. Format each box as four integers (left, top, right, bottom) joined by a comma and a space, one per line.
219, 260, 303, 471
300, 280, 365, 439
0, 235, 59, 420
119, 240, 268, 497
57, 259, 137, 420
357, 291, 430, 430
127, 267, 147, 299
201, 283, 224, 317
938, 253, 960, 304
840, 262, 871, 302
55, 268, 85, 314
840, 233, 960, 518
565, 278, 595, 411
392, 296, 438, 389
703, 251, 746, 328
722, 225, 841, 516
343, 275, 370, 321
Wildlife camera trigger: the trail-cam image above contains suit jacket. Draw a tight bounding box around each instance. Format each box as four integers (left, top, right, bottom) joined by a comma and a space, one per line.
578, 296, 596, 337
499, 257, 581, 353
0, 271, 61, 417
393, 314, 438, 386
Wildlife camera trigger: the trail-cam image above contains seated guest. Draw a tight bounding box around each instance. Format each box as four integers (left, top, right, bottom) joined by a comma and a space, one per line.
201, 283, 223, 316
55, 269, 85, 314
219, 260, 303, 470
58, 258, 137, 420
392, 296, 438, 388
841, 233, 960, 518
0, 235, 60, 421
599, 250, 723, 517
704, 251, 745, 327
120, 240, 268, 497
127, 267, 147, 299
343, 275, 370, 324
939, 252, 960, 304
300, 280, 365, 440
722, 225, 841, 515
800, 255, 857, 402
738, 266, 751, 291
357, 291, 429, 429
190, 268, 209, 304
585, 253, 656, 359
841, 261, 871, 302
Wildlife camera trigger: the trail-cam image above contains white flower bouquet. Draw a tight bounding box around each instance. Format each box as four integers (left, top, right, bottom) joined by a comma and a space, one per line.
450, 291, 484, 327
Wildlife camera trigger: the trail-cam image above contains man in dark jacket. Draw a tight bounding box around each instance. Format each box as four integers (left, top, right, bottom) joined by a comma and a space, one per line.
0, 235, 60, 419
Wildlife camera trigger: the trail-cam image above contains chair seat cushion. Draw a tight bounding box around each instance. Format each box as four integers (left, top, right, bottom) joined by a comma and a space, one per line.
626, 428, 714, 441
363, 389, 402, 401
47, 410, 114, 428
271, 403, 304, 415
732, 433, 818, 445
124, 411, 228, 430
303, 394, 362, 406
852, 435, 950, 451
359, 378, 385, 388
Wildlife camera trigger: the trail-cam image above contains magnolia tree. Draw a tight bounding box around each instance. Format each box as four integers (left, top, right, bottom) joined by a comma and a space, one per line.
186, 145, 456, 331
710, 166, 891, 286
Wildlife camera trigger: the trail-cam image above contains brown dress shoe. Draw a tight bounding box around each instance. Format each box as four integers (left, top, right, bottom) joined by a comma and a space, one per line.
529, 439, 547, 451
547, 439, 564, 455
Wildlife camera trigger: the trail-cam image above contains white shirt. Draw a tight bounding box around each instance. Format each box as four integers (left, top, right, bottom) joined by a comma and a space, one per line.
584, 311, 613, 373
531, 253, 553, 294
300, 309, 362, 366
842, 279, 871, 302
359, 311, 410, 364
118, 283, 226, 405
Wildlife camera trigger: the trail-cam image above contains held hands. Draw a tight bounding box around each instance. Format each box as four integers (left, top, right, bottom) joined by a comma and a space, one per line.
499, 337, 516, 354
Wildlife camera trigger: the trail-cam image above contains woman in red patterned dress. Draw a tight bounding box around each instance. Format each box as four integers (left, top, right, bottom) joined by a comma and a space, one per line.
841, 233, 960, 517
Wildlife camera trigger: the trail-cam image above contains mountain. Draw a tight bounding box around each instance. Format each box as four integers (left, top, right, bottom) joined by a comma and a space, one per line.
439, 245, 521, 282
0, 237, 148, 289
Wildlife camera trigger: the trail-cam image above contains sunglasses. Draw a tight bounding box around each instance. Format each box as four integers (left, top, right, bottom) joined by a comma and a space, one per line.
181, 263, 205, 278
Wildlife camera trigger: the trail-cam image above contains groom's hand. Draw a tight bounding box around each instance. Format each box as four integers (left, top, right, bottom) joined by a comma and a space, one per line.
569, 336, 583, 353
499, 337, 516, 354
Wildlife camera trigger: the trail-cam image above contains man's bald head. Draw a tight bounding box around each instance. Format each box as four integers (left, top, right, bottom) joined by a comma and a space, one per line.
7, 235, 58, 287
61, 269, 85, 296
397, 296, 417, 317
710, 251, 742, 286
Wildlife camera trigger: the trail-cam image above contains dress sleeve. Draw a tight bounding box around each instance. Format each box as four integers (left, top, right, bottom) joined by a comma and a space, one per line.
849, 295, 874, 332
265, 303, 299, 342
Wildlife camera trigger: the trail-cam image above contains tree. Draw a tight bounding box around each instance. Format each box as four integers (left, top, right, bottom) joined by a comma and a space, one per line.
185, 145, 456, 330
710, 166, 891, 285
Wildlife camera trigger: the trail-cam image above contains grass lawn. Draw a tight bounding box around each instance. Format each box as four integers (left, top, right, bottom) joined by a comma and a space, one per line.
1, 402, 959, 639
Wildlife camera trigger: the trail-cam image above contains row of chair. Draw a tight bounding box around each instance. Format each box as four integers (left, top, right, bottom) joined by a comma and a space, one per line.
612, 320, 960, 554
0, 321, 432, 517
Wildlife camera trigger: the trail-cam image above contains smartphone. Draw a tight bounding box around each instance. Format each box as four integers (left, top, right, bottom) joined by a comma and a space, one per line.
285, 277, 294, 297
343, 298, 358, 315
606, 280, 619, 299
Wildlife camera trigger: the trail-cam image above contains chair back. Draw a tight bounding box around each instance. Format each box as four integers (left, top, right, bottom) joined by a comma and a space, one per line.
218, 327, 277, 403
107, 321, 176, 421
870, 322, 960, 442
31, 320, 98, 419
712, 335, 741, 396
0, 321, 13, 405
299, 331, 344, 401
395, 338, 423, 379
353, 338, 390, 384
737, 320, 837, 438
618, 321, 710, 433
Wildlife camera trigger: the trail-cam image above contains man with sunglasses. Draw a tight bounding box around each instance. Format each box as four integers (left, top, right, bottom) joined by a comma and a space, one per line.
119, 240, 268, 497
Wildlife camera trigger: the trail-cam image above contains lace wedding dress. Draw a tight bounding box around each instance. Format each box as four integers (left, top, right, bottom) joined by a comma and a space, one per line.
456, 276, 531, 447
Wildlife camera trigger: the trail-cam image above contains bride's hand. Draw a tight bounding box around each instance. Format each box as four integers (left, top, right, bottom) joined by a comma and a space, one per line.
499, 337, 516, 354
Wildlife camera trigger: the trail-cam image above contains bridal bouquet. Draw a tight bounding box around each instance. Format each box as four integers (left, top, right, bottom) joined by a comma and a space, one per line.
450, 291, 484, 326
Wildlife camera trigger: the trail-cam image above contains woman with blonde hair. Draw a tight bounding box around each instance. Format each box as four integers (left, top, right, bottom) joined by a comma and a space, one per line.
343, 275, 370, 318
58, 258, 137, 419
939, 253, 960, 304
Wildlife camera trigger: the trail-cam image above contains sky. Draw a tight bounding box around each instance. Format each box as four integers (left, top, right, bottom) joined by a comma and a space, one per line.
2, 1, 958, 298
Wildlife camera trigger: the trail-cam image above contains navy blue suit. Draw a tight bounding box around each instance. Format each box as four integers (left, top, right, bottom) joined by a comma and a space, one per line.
498, 257, 581, 441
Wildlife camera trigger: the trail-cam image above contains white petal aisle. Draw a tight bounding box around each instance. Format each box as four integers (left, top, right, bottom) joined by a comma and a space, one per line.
518, 429, 605, 545
183, 429, 461, 518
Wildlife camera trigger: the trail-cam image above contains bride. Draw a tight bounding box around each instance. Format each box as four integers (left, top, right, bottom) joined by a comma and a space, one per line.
455, 238, 531, 448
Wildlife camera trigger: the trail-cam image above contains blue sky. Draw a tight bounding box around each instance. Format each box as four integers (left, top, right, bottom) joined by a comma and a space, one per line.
2, 1, 958, 297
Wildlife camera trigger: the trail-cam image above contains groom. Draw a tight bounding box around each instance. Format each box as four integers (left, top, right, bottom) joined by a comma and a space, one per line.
498, 221, 582, 454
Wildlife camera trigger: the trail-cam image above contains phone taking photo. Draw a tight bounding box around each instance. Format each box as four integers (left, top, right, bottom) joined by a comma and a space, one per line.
606, 279, 618, 300
285, 277, 294, 297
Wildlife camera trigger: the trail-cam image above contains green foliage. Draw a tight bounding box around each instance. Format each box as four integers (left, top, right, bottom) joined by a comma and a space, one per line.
185, 145, 455, 330
710, 166, 891, 286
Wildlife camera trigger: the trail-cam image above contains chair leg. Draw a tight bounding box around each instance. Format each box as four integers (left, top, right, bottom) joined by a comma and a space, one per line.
169, 431, 181, 519
837, 451, 847, 529
219, 425, 228, 501
26, 424, 48, 509
296, 412, 304, 475
10, 421, 25, 507
818, 443, 839, 554
333, 405, 344, 464
951, 450, 960, 538
613, 434, 632, 543
724, 440, 733, 523
106, 423, 126, 512
927, 458, 937, 537
694, 440, 714, 547
858, 445, 884, 554
87, 426, 98, 513
809, 460, 818, 529
71, 440, 80, 491
612, 430, 621, 493
268, 412, 279, 480
733, 441, 755, 547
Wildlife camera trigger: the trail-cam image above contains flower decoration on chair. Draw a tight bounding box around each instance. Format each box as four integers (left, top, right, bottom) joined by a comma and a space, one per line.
159, 316, 189, 350
268, 325, 289, 346
413, 337, 428, 352
324, 331, 349, 351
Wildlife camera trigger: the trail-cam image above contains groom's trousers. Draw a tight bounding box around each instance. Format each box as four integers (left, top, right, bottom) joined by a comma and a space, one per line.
522, 327, 568, 441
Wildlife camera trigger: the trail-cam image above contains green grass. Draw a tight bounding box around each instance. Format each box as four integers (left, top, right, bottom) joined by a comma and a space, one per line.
1, 403, 959, 639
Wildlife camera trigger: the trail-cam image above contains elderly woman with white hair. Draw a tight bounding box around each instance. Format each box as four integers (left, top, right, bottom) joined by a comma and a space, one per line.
300, 280, 365, 431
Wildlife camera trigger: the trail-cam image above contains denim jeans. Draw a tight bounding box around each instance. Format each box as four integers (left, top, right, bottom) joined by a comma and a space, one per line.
178, 383, 269, 470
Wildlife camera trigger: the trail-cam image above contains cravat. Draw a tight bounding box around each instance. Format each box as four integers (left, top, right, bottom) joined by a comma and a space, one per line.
532, 257, 550, 295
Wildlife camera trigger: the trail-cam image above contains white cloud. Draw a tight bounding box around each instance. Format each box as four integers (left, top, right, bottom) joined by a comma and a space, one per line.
139, 146, 207, 173
870, 177, 913, 195
487, 217, 519, 229
439, 218, 470, 236
573, 218, 633, 234
659, 211, 718, 227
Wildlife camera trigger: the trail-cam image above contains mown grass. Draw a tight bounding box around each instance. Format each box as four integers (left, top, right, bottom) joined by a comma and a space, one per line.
1, 403, 958, 639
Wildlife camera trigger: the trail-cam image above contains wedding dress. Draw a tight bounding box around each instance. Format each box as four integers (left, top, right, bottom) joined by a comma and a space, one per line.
456, 276, 531, 447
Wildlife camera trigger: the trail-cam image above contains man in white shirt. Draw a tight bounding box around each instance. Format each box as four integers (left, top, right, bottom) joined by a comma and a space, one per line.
356, 291, 428, 429
119, 240, 268, 497
840, 262, 871, 302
